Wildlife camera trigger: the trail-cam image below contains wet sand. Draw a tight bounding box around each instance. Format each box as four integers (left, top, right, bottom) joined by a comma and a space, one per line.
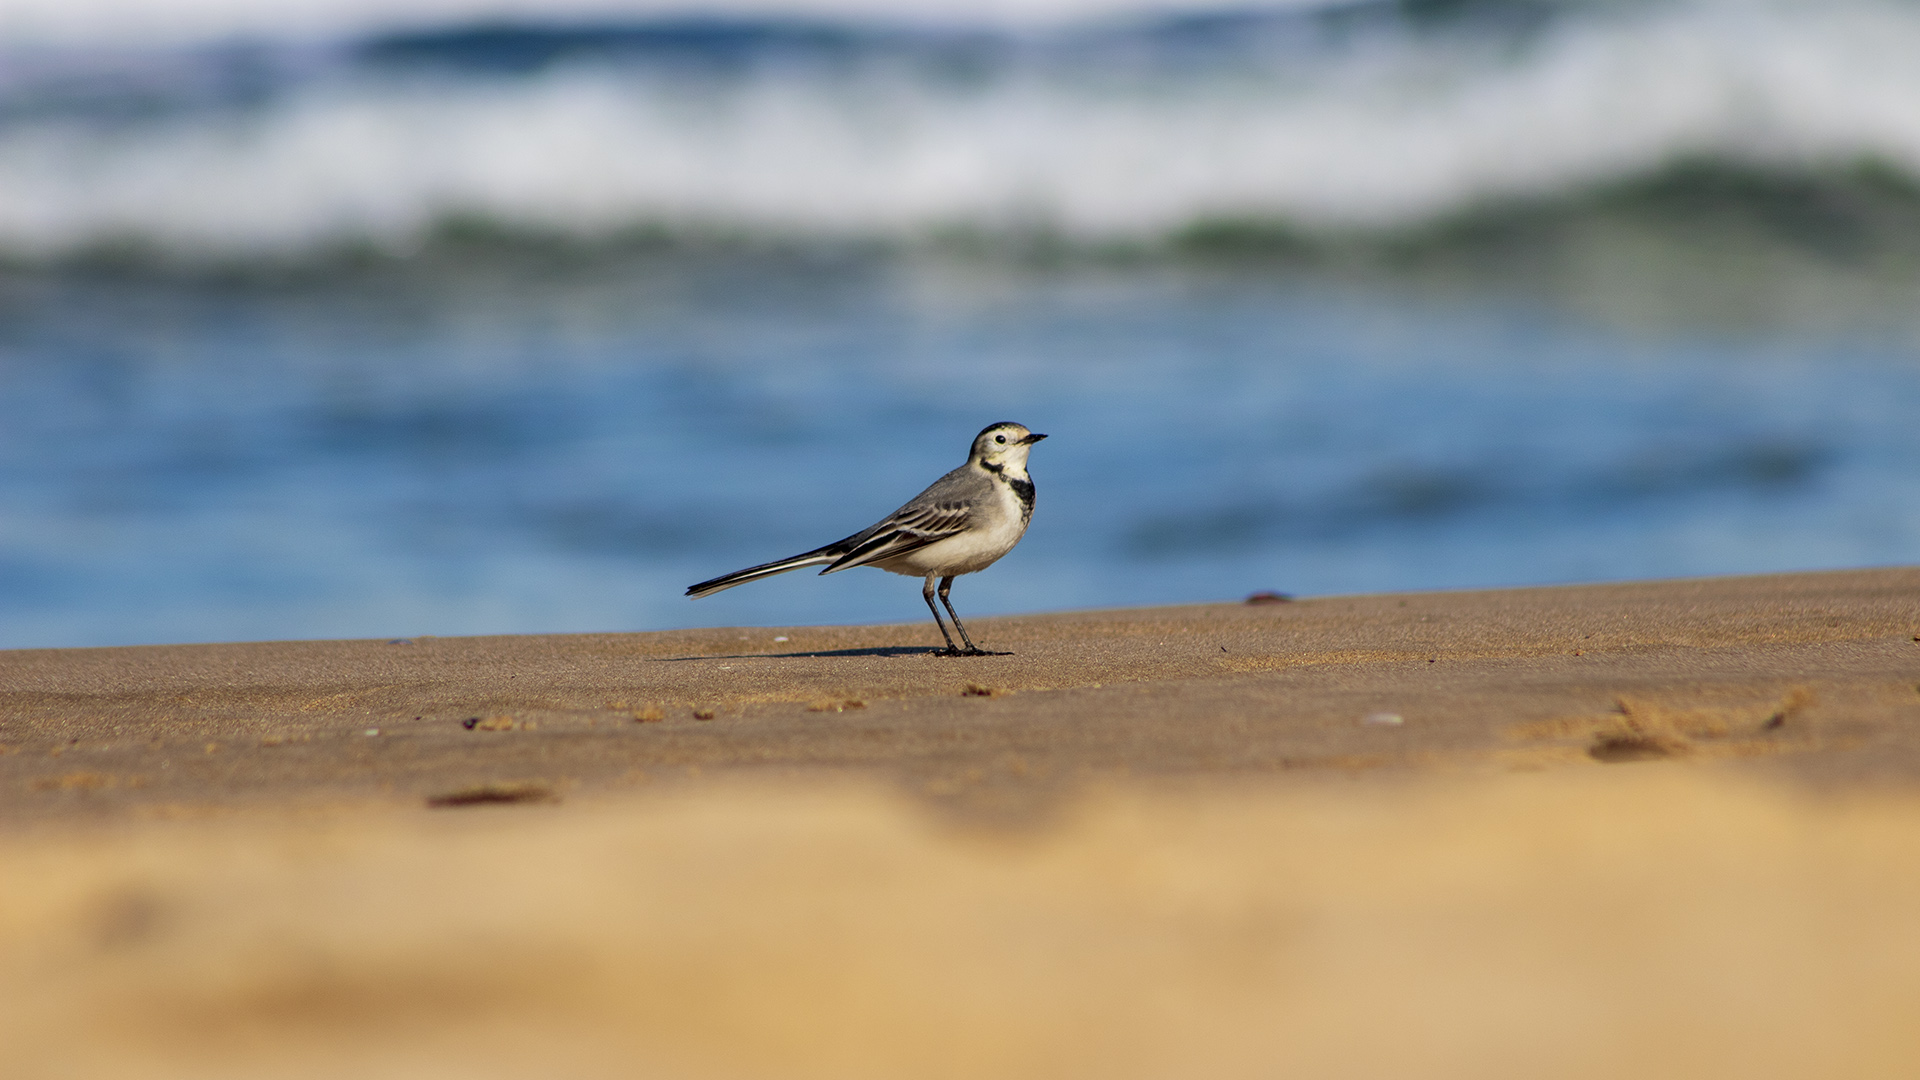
4, 567, 1920, 1077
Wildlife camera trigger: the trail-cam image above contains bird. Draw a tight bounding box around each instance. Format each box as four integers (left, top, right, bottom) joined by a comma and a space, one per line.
686, 421, 1046, 656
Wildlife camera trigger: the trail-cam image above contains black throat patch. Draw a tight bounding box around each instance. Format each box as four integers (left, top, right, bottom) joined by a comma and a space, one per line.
1007, 476, 1035, 521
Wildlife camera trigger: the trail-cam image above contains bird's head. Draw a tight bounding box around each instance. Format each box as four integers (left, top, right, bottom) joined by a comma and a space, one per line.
971, 421, 1046, 473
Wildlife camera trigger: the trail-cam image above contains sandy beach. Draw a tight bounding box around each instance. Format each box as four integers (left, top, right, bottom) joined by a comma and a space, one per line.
11, 6, 1920, 1075
5, 567, 1920, 1077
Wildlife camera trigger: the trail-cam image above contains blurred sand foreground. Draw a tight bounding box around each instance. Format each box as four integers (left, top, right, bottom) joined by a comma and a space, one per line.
8, 776, 1920, 1079
4, 568, 1920, 1078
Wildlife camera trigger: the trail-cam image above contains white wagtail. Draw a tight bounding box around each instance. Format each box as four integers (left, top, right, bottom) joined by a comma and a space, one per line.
686, 422, 1046, 656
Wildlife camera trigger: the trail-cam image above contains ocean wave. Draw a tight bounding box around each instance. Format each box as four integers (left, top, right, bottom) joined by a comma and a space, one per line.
0, 0, 1349, 48
4, 1, 1920, 266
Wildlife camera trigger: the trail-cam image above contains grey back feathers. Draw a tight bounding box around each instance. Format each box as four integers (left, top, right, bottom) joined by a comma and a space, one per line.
683, 461, 990, 598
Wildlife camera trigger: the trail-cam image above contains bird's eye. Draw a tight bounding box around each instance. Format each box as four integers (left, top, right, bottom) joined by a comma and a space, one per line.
995, 435, 1006, 444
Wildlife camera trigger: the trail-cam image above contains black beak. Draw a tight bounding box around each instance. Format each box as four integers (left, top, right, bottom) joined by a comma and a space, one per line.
1022, 433, 1048, 444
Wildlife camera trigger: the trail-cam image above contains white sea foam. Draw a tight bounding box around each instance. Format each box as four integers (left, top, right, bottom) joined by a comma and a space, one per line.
4, 0, 1920, 260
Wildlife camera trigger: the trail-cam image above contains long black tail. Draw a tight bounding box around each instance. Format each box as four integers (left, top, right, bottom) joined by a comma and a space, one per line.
685, 545, 841, 598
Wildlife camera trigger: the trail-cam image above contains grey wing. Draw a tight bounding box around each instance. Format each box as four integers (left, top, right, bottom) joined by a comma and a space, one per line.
820, 469, 982, 574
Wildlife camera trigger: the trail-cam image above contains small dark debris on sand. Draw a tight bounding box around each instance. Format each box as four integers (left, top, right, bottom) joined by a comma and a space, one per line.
426, 781, 556, 808
462, 715, 529, 732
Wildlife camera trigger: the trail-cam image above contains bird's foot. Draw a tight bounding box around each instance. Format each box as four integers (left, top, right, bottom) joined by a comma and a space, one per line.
937, 646, 1011, 657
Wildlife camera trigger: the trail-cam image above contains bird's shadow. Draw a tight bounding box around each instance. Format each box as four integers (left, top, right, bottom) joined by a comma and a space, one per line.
651, 646, 1014, 662
651, 646, 947, 662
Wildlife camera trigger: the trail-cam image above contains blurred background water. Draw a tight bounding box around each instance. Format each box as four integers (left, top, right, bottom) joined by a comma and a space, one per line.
3, 0, 1920, 648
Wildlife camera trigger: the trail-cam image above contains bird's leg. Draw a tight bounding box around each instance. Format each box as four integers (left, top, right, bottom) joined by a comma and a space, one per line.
922, 575, 961, 655
938, 575, 1004, 656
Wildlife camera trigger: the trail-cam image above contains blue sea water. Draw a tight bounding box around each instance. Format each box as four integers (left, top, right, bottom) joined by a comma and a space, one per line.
3, 0, 1920, 648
